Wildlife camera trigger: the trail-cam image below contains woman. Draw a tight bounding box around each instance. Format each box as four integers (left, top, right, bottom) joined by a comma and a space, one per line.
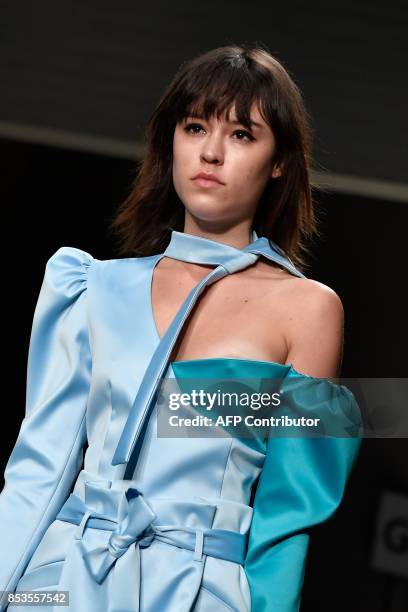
0, 45, 362, 611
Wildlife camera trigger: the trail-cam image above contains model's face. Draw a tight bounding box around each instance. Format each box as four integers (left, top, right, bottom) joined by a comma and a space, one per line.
172, 101, 282, 226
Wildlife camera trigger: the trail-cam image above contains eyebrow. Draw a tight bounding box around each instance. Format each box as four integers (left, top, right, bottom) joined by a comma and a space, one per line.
229, 118, 263, 130
186, 113, 264, 130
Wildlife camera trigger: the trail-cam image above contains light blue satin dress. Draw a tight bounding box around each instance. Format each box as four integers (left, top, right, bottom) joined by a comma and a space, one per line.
0, 243, 362, 612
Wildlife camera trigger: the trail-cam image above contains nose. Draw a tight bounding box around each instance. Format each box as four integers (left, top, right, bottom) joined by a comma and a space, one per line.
200, 129, 224, 165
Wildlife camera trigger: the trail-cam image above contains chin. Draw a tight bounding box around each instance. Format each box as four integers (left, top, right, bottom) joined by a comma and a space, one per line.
183, 194, 232, 214
184, 205, 232, 224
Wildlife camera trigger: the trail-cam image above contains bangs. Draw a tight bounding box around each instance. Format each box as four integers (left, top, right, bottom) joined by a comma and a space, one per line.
171, 56, 273, 131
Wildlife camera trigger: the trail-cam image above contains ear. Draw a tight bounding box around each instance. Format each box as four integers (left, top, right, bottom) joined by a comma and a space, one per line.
271, 163, 283, 179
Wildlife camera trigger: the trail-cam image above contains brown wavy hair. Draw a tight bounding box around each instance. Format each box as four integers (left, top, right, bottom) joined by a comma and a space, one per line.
109, 43, 321, 272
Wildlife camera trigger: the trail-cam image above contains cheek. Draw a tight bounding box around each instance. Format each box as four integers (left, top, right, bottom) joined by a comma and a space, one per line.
172, 136, 185, 184
232, 153, 271, 190
173, 136, 194, 179
172, 136, 197, 201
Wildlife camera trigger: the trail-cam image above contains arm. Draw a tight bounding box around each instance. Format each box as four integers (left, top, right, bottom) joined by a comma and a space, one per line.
244, 281, 362, 611
285, 279, 345, 379
0, 247, 94, 608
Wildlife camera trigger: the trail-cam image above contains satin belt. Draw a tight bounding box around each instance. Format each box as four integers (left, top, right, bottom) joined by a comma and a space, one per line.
55, 480, 247, 611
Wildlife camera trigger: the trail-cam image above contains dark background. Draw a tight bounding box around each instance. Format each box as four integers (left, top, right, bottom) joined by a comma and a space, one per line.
1, 1, 407, 610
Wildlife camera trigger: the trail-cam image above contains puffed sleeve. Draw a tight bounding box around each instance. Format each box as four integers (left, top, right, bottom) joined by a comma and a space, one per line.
244, 372, 363, 612
0, 246, 94, 607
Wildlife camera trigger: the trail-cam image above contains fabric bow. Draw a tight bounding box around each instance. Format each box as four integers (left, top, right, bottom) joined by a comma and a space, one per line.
79, 487, 157, 584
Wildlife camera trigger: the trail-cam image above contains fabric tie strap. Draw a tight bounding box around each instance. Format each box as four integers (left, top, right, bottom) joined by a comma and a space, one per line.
112, 229, 305, 466
55, 480, 247, 611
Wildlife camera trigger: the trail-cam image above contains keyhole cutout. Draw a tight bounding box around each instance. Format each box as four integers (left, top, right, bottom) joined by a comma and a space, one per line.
149, 255, 292, 367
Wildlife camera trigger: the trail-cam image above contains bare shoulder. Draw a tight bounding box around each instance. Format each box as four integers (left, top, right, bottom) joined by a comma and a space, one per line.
284, 276, 344, 321
248, 261, 344, 326
281, 277, 345, 378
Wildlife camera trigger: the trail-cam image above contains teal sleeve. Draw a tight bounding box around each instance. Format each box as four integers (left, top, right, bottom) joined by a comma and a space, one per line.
244, 374, 363, 611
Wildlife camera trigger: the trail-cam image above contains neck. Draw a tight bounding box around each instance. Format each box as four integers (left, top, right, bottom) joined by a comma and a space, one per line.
182, 219, 255, 250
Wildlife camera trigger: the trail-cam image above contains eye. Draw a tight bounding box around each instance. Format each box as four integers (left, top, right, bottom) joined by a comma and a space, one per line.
183, 122, 255, 142
233, 129, 255, 142
184, 122, 205, 135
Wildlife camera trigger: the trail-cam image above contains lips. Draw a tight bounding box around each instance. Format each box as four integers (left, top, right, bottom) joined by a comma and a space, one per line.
191, 172, 224, 186
192, 177, 223, 188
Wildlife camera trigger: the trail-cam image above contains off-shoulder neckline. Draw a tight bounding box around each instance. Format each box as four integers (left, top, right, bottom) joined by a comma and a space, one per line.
170, 356, 341, 385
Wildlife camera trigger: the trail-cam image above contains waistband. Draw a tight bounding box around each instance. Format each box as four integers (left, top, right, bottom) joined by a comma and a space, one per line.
56, 480, 247, 585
